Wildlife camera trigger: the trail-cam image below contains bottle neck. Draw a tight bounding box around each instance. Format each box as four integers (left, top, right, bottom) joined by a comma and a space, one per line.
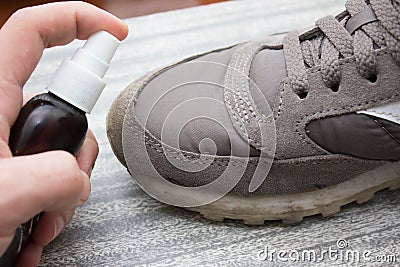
47, 92, 86, 114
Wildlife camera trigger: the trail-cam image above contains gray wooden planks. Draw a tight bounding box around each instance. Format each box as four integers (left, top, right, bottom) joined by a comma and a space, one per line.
20, 0, 400, 266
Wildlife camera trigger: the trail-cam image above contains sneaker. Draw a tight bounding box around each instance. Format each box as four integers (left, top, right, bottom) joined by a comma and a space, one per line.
107, 0, 400, 224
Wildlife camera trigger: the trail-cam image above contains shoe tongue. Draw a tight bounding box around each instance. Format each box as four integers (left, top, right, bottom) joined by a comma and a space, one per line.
249, 48, 287, 113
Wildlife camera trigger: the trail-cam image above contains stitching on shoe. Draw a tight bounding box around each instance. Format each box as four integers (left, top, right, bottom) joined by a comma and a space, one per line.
372, 119, 400, 145
131, 114, 379, 169
131, 121, 258, 166
295, 120, 322, 154
225, 41, 275, 149
285, 50, 398, 155
297, 92, 400, 153
276, 81, 288, 118
145, 138, 258, 167
226, 98, 263, 147
230, 109, 249, 139
141, 129, 379, 168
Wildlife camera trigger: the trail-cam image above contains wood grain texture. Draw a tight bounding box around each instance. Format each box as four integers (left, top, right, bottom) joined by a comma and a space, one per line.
21, 0, 400, 266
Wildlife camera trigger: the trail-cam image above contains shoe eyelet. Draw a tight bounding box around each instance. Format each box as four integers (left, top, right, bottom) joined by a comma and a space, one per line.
297, 92, 308, 99
368, 74, 377, 83
330, 84, 339, 92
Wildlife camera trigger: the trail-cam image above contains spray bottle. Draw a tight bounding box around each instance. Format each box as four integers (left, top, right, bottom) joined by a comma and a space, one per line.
0, 30, 120, 266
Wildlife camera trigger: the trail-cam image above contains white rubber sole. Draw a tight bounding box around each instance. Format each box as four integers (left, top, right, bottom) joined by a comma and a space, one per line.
187, 161, 400, 225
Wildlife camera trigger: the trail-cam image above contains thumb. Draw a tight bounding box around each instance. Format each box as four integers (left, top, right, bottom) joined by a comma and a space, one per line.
0, 150, 90, 230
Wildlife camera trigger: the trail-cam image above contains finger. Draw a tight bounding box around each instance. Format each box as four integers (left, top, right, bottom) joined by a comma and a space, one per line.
76, 130, 99, 177
0, 93, 36, 158
17, 209, 77, 266
0, 1, 129, 146
15, 241, 42, 267
0, 151, 90, 230
0, 1, 128, 87
31, 208, 75, 248
23, 92, 38, 105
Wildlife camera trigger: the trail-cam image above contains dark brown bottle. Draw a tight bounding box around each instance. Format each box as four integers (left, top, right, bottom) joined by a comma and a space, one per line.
0, 30, 120, 266
10, 92, 88, 156
0, 92, 88, 267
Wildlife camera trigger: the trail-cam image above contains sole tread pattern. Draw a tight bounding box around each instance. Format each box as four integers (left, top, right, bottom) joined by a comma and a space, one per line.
187, 162, 400, 225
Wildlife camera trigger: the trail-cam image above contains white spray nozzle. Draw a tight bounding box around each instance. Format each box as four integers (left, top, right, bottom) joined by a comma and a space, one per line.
83, 31, 120, 64
46, 31, 121, 113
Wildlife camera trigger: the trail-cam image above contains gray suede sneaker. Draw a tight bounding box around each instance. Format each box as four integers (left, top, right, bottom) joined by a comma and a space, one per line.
107, 0, 400, 224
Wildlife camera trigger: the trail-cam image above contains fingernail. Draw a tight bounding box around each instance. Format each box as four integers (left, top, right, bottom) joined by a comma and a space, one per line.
53, 216, 65, 240
79, 170, 91, 205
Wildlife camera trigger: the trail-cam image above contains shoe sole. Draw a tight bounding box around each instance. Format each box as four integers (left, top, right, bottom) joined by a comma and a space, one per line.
184, 161, 400, 225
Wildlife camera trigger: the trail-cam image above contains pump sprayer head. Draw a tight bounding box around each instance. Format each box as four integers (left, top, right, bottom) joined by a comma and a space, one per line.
83, 31, 120, 64
46, 31, 121, 113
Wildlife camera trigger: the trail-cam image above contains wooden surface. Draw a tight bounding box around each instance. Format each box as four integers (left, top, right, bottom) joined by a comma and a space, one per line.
22, 0, 400, 266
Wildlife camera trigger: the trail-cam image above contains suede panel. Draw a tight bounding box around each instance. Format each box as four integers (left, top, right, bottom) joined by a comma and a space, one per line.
140, 119, 384, 196
274, 51, 400, 159
106, 82, 136, 167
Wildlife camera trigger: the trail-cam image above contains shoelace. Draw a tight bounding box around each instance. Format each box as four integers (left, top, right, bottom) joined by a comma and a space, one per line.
282, 0, 400, 98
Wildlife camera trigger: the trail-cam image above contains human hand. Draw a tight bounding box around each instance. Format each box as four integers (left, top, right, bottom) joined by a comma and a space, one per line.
0, 2, 128, 266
